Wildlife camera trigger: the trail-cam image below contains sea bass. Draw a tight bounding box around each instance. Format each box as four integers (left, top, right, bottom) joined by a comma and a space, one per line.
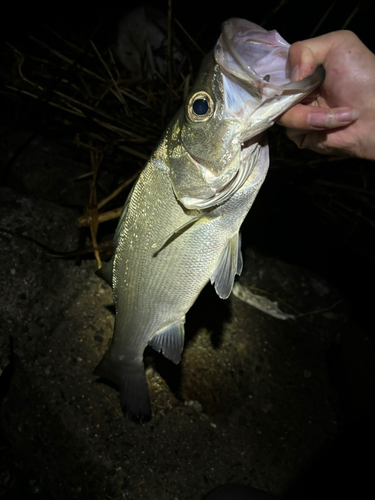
95, 18, 324, 418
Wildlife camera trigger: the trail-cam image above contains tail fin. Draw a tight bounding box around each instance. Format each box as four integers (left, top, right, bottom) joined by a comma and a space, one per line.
94, 353, 151, 420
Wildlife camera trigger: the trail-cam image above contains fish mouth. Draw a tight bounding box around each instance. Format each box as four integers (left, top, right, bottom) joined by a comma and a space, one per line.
180, 134, 264, 210
217, 18, 324, 99
179, 19, 324, 212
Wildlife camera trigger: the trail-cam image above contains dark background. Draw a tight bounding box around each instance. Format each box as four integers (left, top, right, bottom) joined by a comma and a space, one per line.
4, 0, 374, 330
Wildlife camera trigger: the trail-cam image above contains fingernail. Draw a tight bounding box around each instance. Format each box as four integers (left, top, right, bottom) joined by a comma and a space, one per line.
336, 108, 359, 122
308, 108, 359, 128
291, 65, 300, 82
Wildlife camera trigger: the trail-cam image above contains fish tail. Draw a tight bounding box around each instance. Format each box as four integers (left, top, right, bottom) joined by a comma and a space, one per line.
94, 353, 151, 420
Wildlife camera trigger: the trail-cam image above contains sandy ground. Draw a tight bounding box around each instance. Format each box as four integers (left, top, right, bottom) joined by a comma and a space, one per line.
1, 132, 374, 500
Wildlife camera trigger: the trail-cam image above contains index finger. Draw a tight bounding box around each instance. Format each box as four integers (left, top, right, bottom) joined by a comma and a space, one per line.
277, 105, 359, 130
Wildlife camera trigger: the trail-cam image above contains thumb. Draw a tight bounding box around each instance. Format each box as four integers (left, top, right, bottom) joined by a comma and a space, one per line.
288, 42, 318, 81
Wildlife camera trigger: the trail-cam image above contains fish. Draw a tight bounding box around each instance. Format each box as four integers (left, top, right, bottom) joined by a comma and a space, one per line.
94, 18, 324, 418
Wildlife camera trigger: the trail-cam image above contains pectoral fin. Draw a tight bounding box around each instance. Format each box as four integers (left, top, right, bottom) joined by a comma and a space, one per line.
148, 319, 185, 364
152, 216, 201, 252
210, 232, 243, 299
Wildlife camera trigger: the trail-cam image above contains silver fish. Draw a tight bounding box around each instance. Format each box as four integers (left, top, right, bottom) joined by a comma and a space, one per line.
94, 18, 324, 418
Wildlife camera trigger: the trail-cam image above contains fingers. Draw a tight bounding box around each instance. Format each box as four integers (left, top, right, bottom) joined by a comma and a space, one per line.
277, 106, 359, 130
285, 127, 350, 158
285, 128, 309, 150
281, 31, 370, 159
285, 128, 330, 154
308, 108, 359, 128
277, 104, 313, 129
288, 32, 342, 81
288, 43, 317, 81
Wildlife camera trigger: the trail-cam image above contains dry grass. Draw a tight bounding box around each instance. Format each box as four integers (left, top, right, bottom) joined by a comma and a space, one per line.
4, 11, 196, 264
3, 2, 375, 266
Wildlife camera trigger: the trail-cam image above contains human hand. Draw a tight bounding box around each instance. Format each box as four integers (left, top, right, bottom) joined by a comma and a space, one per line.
277, 31, 375, 160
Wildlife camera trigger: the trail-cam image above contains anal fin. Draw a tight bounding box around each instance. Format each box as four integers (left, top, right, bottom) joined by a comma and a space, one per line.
148, 319, 185, 364
210, 232, 243, 299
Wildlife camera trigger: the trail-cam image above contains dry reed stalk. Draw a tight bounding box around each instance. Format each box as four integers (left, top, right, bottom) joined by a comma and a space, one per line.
87, 142, 107, 268
77, 170, 140, 228
174, 19, 205, 55
341, 1, 363, 29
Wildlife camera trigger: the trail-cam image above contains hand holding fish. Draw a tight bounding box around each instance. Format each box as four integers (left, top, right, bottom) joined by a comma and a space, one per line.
278, 30, 375, 160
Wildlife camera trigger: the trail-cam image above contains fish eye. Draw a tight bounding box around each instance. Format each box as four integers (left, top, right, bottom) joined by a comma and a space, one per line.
193, 99, 208, 115
187, 91, 214, 122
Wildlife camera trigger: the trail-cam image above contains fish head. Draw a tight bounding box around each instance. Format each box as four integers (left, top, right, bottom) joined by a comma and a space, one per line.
167, 18, 324, 210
